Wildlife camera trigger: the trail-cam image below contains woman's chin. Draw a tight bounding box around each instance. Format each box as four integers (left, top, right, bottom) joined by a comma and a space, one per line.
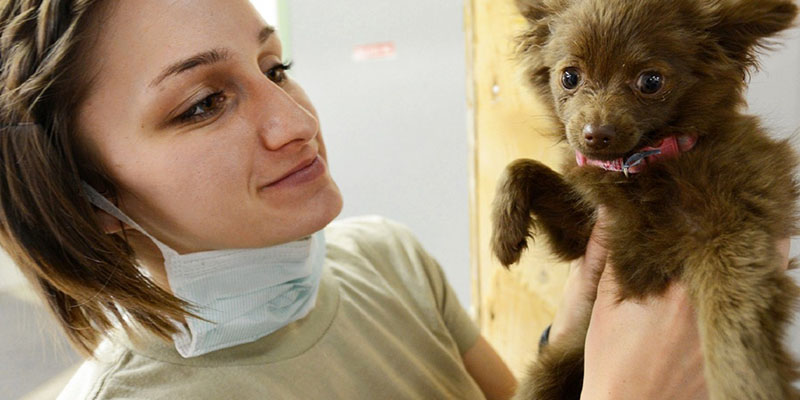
270, 184, 343, 244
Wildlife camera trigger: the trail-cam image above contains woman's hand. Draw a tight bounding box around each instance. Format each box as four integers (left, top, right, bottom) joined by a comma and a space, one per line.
567, 206, 706, 400
549, 218, 706, 399
580, 237, 792, 400
552, 209, 793, 400
581, 267, 708, 400
548, 208, 609, 344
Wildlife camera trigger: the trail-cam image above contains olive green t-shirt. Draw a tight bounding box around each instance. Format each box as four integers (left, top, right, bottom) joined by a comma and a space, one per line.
58, 216, 485, 400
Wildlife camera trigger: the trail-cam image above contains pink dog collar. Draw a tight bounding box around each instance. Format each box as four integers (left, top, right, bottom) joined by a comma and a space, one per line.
576, 135, 697, 177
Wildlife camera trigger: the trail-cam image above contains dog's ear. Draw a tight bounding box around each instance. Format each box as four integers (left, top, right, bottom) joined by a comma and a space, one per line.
515, 0, 570, 22
516, 0, 550, 21
708, 0, 798, 70
515, 0, 570, 101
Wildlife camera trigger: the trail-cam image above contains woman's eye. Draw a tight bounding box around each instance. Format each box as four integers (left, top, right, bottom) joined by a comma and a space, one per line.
561, 67, 582, 90
266, 62, 293, 84
636, 71, 664, 95
177, 92, 227, 123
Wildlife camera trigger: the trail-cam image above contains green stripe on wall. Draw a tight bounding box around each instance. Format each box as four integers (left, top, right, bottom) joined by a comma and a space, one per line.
278, 0, 292, 60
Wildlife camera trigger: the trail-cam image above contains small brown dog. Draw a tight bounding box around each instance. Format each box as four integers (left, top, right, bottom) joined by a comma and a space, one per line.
492, 0, 800, 399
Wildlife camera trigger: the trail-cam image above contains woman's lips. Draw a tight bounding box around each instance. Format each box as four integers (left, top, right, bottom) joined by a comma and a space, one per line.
263, 155, 325, 189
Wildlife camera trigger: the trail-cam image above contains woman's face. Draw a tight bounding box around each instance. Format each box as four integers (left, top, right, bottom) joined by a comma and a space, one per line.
78, 0, 342, 255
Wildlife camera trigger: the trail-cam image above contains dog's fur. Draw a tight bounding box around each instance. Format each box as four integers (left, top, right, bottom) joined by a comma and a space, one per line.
491, 0, 800, 399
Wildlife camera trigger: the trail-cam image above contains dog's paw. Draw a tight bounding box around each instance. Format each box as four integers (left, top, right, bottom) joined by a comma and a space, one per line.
491, 160, 540, 267
491, 217, 532, 267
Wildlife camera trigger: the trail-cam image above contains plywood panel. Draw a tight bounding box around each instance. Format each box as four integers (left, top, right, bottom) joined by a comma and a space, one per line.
465, 0, 572, 375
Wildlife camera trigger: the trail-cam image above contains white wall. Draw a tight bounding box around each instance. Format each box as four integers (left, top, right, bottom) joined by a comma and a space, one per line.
249, 0, 280, 31
285, 1, 472, 306
747, 25, 800, 371
283, 4, 800, 309
0, 250, 23, 292
747, 26, 800, 258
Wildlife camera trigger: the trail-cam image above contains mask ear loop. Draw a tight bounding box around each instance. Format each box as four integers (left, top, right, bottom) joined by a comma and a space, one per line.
80, 181, 179, 261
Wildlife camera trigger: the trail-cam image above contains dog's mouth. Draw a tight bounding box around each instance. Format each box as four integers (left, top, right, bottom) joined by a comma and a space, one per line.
578, 149, 629, 162
577, 130, 663, 162
578, 145, 643, 163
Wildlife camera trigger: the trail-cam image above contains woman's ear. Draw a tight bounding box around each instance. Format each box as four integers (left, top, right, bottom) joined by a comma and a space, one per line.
709, 0, 798, 70
95, 209, 127, 234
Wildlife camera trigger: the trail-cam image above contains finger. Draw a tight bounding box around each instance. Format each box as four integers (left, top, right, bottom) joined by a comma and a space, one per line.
594, 261, 622, 307
776, 237, 791, 270
581, 206, 611, 278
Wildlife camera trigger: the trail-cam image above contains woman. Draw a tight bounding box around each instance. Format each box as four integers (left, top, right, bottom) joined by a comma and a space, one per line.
0, 0, 749, 398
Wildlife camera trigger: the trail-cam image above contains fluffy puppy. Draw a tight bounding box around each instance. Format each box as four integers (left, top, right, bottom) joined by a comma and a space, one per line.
491, 0, 800, 399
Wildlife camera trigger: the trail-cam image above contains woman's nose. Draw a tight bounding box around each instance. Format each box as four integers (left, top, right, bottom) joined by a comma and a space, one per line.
254, 82, 319, 151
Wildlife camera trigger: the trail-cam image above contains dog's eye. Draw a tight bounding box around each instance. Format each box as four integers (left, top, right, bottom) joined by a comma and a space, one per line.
561, 68, 582, 90
636, 72, 664, 95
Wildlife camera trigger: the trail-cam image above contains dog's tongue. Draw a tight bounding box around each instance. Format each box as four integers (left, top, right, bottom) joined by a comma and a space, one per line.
576, 152, 587, 167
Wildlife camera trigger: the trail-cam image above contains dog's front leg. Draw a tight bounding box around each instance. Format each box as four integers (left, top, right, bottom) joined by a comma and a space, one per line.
491, 159, 594, 266
683, 238, 800, 400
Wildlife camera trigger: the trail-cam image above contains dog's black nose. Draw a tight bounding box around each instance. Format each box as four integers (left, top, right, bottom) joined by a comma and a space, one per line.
583, 124, 616, 150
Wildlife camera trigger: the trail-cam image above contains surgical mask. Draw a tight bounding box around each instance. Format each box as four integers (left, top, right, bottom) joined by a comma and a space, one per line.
81, 183, 326, 358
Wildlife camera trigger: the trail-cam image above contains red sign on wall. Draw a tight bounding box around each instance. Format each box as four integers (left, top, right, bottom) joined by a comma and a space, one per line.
352, 42, 397, 62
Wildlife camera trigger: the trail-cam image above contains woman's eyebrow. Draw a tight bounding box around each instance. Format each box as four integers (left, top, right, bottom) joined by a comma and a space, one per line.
149, 48, 231, 88
258, 25, 275, 44
148, 25, 275, 89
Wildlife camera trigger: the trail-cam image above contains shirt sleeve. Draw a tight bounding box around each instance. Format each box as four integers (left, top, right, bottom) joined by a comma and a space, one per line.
430, 257, 481, 355
340, 216, 482, 356
385, 218, 481, 355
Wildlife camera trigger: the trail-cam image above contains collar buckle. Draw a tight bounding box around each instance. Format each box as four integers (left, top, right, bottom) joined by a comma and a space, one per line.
622, 149, 661, 179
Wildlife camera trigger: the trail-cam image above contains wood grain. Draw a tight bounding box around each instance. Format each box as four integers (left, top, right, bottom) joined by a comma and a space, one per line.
465, 0, 572, 375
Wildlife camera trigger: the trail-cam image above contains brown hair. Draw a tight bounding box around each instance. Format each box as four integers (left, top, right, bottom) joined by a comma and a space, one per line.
0, 0, 189, 356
